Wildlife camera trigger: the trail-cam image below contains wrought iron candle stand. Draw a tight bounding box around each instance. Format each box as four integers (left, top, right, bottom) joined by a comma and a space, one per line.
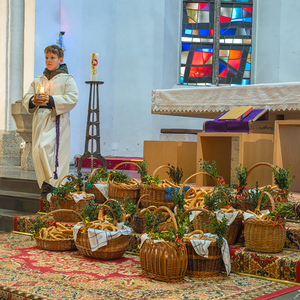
77, 81, 107, 171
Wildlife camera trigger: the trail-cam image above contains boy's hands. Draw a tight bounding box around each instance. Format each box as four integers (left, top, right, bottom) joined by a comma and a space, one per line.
32, 93, 50, 106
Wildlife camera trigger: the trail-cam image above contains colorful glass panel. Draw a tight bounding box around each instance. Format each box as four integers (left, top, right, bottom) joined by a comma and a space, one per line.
181, 1, 252, 86
199, 3, 209, 10
182, 2, 214, 40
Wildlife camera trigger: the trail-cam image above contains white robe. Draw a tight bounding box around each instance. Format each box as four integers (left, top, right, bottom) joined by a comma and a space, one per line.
23, 73, 78, 188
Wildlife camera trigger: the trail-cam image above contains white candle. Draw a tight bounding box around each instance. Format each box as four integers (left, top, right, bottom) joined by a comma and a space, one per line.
91, 53, 99, 81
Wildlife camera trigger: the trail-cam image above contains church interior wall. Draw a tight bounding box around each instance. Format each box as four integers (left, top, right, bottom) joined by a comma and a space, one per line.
32, 0, 208, 160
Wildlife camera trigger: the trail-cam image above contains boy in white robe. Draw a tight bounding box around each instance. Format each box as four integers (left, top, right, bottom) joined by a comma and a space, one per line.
23, 45, 78, 197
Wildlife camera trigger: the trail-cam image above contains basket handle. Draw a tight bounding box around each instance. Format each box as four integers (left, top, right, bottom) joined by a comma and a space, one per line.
97, 202, 117, 226
41, 209, 83, 221
109, 162, 142, 181
58, 174, 79, 191
245, 162, 274, 182
254, 191, 275, 215
179, 172, 219, 194
135, 194, 150, 213
112, 162, 142, 173
138, 206, 158, 217
152, 206, 178, 232
183, 230, 204, 241
88, 167, 108, 181
153, 164, 177, 185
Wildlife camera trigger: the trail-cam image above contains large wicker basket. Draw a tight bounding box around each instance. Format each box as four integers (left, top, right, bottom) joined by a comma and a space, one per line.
35, 209, 82, 251
183, 230, 222, 277
140, 206, 188, 282
108, 162, 141, 204
140, 165, 178, 210
86, 168, 107, 204
75, 205, 130, 260
238, 162, 279, 212
50, 175, 91, 223
244, 191, 286, 253
190, 190, 243, 245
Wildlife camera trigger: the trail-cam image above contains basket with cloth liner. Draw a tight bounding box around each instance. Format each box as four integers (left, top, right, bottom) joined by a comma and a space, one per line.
50, 175, 92, 223
237, 162, 280, 212
73, 204, 132, 260
191, 191, 243, 245
34, 209, 82, 251
243, 191, 286, 253
131, 194, 157, 234
86, 167, 108, 204
140, 206, 188, 282
108, 162, 141, 204
179, 171, 240, 244
183, 230, 231, 277
140, 165, 183, 211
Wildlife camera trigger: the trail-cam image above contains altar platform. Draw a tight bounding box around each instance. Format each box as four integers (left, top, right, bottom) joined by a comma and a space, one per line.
1, 232, 300, 300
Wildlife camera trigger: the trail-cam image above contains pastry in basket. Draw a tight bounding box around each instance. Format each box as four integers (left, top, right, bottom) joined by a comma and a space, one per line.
30, 209, 81, 251
73, 201, 132, 260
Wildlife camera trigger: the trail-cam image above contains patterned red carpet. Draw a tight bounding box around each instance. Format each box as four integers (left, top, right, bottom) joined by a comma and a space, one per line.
0, 233, 299, 300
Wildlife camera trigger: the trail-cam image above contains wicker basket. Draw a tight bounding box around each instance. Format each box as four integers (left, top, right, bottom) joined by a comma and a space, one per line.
75, 205, 130, 260
97, 198, 130, 224
131, 194, 156, 233
238, 162, 279, 212
140, 165, 178, 210
244, 191, 286, 253
140, 206, 188, 282
108, 162, 141, 204
35, 209, 82, 251
86, 168, 107, 204
50, 175, 91, 223
183, 230, 222, 277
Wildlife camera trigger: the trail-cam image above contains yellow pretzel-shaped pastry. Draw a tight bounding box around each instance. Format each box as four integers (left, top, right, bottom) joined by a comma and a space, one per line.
185, 187, 196, 199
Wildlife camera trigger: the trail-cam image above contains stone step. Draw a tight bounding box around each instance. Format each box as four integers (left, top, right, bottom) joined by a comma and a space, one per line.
0, 190, 40, 213
0, 176, 39, 194
0, 208, 34, 232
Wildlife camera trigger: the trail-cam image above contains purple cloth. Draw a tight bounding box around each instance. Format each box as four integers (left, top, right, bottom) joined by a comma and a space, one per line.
205, 109, 268, 133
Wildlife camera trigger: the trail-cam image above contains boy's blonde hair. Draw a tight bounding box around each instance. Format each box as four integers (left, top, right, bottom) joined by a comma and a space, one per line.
44, 45, 64, 58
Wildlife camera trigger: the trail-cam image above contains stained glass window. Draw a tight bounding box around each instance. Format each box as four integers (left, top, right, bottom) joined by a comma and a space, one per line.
181, 0, 253, 86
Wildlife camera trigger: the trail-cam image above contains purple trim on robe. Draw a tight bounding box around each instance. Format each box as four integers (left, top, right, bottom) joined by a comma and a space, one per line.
205, 109, 268, 133
53, 115, 60, 180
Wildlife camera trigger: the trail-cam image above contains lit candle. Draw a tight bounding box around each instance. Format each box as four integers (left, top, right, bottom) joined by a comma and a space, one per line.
36, 86, 44, 99
91, 53, 99, 81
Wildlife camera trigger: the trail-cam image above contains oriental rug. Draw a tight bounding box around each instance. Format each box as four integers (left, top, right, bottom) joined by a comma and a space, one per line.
0, 233, 299, 300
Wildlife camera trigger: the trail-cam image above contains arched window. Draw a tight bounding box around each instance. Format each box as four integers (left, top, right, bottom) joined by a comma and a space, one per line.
181, 0, 253, 86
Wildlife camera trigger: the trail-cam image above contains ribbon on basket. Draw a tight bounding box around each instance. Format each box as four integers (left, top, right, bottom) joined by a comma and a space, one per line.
164, 186, 190, 201
73, 223, 132, 252
186, 232, 231, 275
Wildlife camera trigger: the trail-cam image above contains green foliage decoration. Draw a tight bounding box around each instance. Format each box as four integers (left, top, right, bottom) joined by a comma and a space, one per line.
30, 215, 47, 240
136, 160, 148, 183
110, 170, 130, 184
199, 159, 219, 180
272, 164, 295, 196
166, 164, 183, 185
